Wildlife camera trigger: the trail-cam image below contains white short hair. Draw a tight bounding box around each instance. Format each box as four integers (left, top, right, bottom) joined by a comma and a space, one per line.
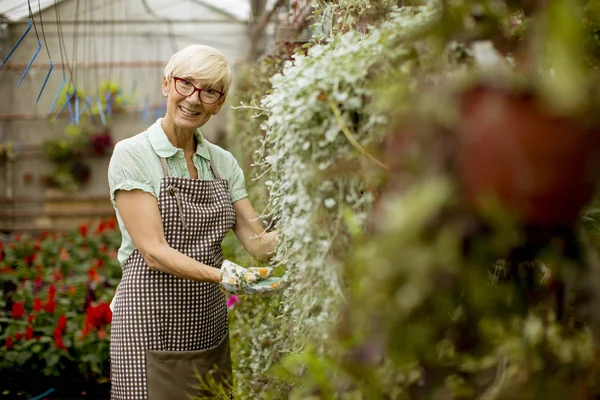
163, 44, 232, 95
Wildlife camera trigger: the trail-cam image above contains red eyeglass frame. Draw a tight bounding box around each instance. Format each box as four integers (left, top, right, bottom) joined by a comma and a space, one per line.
170, 75, 224, 104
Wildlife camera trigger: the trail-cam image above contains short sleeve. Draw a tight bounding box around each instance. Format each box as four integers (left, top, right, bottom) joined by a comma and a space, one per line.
108, 140, 157, 202
225, 152, 248, 203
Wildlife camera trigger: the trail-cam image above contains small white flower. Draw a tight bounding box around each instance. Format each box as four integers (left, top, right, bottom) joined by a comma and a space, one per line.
324, 198, 336, 208
265, 155, 278, 165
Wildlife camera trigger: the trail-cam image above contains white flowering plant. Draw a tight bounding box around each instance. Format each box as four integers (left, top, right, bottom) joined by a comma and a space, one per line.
227, 4, 440, 398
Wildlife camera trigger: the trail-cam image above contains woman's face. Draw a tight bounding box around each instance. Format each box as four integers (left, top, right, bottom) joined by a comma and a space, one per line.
161, 75, 225, 132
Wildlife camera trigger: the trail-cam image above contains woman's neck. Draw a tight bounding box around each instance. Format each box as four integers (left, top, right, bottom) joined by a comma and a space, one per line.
162, 120, 196, 153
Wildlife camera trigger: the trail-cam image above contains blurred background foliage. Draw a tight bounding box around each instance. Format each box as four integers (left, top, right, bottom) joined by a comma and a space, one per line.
225, 0, 600, 398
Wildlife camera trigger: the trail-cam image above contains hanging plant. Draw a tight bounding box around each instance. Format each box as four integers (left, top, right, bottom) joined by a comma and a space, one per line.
42, 125, 91, 164
89, 129, 114, 156
50, 84, 88, 123
0, 141, 17, 162
95, 81, 130, 116
41, 161, 91, 193
228, 4, 440, 397
41, 124, 102, 192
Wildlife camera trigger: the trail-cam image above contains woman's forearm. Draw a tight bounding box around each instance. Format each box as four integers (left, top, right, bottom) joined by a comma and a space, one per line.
249, 231, 278, 261
141, 243, 222, 283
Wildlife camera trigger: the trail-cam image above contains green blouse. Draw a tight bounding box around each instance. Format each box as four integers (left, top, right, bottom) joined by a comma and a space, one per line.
108, 119, 247, 267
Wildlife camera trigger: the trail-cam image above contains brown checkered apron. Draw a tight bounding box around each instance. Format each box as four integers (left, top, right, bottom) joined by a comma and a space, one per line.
110, 152, 236, 399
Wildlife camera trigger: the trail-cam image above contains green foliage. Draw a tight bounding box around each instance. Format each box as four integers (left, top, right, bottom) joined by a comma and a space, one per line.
42, 124, 91, 163
42, 124, 113, 192
0, 141, 17, 162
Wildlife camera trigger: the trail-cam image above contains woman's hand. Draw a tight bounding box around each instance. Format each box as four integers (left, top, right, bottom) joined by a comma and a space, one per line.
114, 189, 222, 283
220, 260, 285, 294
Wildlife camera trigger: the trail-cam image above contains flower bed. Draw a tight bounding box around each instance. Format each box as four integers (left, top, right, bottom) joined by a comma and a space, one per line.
0, 220, 121, 397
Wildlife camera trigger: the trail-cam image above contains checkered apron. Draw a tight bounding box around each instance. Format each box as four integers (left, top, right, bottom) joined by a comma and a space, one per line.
110, 153, 236, 399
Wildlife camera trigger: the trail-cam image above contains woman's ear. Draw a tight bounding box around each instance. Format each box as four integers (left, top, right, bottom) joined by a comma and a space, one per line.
161, 76, 169, 97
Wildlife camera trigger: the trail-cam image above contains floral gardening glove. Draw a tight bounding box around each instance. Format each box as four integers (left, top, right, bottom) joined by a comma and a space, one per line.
220, 260, 284, 294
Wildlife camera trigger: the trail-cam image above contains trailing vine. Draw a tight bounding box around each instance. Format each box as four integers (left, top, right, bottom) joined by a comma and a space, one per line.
229, 4, 440, 397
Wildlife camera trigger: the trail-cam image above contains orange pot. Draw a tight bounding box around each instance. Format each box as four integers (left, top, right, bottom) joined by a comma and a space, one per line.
457, 85, 600, 228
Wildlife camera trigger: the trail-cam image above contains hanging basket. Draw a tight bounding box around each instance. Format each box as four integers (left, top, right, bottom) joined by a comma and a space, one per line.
456, 84, 600, 228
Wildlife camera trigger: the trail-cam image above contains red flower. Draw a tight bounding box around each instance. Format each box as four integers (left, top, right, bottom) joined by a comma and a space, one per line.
27, 314, 35, 323
82, 302, 112, 336
53, 269, 64, 281
100, 244, 108, 253
57, 315, 67, 332
25, 326, 34, 340
34, 242, 41, 251
96, 221, 106, 234
14, 332, 23, 341
95, 258, 104, 268
81, 324, 90, 337
53, 327, 62, 340
11, 302, 25, 319
33, 298, 44, 312
0, 267, 13, 273
5, 337, 14, 349
88, 267, 100, 282
48, 284, 57, 301
55, 336, 65, 349
45, 299, 57, 314
79, 224, 88, 238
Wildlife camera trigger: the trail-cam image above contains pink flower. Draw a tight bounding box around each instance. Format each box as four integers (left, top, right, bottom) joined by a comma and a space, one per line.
226, 295, 240, 309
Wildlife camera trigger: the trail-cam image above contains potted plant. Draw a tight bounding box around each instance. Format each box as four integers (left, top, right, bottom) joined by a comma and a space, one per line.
456, 82, 600, 228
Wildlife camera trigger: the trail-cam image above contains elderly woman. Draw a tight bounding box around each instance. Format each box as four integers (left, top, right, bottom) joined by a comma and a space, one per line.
108, 44, 280, 400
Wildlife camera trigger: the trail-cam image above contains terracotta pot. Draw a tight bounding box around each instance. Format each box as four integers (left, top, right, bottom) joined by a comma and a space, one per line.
456, 85, 600, 228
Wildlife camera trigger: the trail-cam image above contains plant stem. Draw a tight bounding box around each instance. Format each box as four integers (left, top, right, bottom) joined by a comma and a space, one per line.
327, 97, 388, 170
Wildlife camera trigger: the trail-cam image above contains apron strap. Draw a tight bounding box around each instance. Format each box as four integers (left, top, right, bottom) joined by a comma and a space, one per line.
160, 157, 169, 177
207, 148, 222, 180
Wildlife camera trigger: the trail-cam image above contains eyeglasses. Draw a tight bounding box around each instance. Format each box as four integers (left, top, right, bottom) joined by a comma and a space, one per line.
171, 76, 224, 105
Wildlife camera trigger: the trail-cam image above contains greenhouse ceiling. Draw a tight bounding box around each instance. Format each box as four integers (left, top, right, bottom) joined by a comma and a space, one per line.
0, 0, 257, 22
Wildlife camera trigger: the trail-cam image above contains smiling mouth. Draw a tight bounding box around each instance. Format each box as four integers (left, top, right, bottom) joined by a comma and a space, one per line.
179, 106, 200, 116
